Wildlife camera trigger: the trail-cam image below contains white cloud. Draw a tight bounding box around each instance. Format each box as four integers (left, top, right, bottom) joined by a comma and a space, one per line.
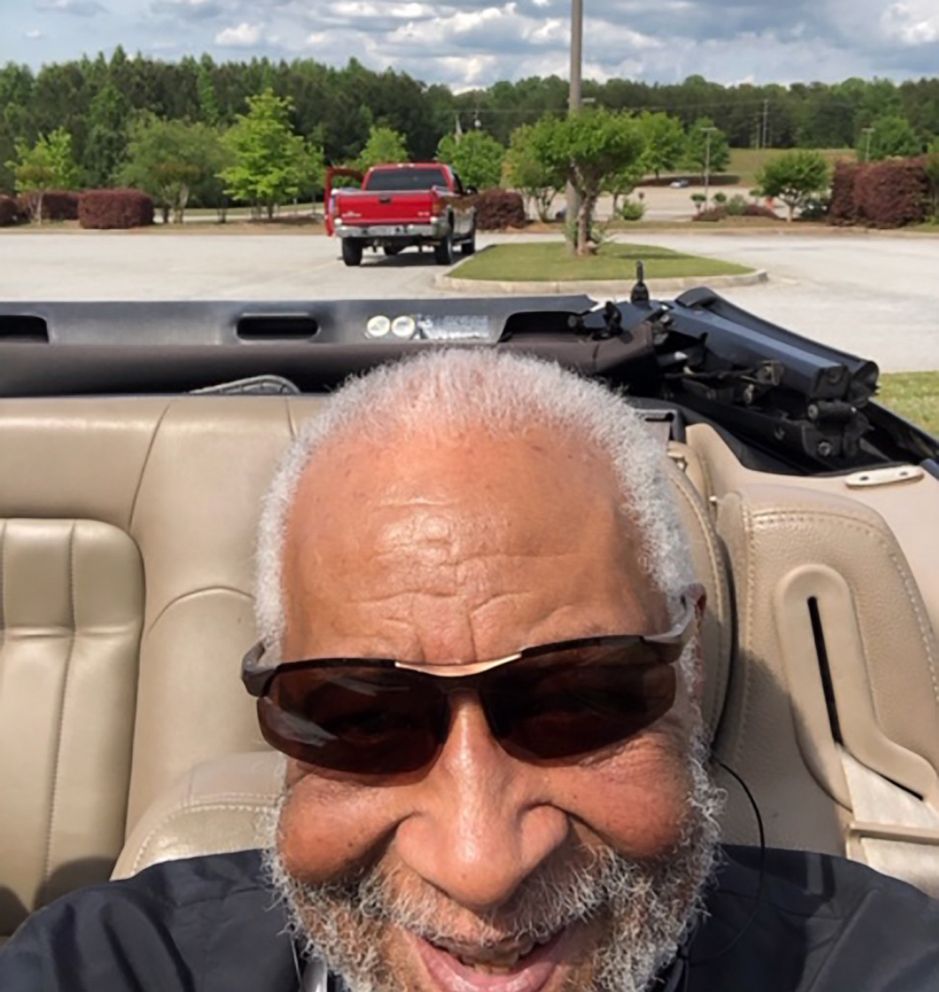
34, 0, 106, 14
15, 0, 939, 88
25, 28, 44, 38
881, 1, 939, 44
214, 21, 263, 46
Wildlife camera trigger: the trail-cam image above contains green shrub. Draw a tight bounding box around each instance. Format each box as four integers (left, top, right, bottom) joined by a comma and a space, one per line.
712, 191, 728, 205
619, 198, 646, 221
725, 194, 749, 216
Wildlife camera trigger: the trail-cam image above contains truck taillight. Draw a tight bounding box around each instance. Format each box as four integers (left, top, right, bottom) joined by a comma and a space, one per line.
430, 199, 444, 216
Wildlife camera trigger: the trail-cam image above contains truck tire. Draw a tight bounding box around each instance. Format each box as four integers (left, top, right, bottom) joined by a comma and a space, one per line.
341, 238, 363, 267
434, 230, 454, 266
460, 225, 477, 256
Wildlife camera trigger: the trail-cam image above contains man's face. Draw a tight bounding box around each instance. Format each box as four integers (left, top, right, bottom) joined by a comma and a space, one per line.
271, 426, 718, 992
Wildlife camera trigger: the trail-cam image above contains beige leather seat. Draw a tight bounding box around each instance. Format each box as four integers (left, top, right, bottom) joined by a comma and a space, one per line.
3, 394, 939, 937
688, 424, 939, 896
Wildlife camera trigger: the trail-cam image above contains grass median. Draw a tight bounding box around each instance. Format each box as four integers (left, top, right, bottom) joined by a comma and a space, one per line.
453, 242, 752, 282
878, 372, 939, 434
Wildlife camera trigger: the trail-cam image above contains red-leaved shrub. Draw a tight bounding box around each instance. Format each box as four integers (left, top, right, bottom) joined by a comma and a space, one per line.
743, 203, 781, 218
692, 206, 727, 222
79, 188, 154, 229
0, 194, 26, 226
17, 189, 81, 221
854, 159, 928, 228
828, 161, 860, 225
829, 158, 928, 228
472, 189, 526, 230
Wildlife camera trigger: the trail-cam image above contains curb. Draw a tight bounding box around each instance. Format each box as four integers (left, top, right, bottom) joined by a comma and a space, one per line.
436, 265, 768, 296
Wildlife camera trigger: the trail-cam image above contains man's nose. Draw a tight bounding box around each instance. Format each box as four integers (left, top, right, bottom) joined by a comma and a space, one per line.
393, 694, 570, 914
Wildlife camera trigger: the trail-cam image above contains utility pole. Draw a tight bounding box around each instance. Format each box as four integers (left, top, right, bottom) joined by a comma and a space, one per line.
566, 0, 583, 237
703, 126, 716, 205
761, 98, 770, 149
862, 126, 874, 162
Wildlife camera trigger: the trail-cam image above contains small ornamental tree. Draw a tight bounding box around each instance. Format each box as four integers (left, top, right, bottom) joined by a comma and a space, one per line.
756, 150, 830, 221
220, 89, 321, 220
357, 125, 409, 171
524, 109, 645, 255
683, 117, 730, 175
7, 128, 80, 224
436, 130, 505, 190
120, 114, 227, 223
637, 112, 686, 178
858, 115, 921, 161
504, 123, 565, 221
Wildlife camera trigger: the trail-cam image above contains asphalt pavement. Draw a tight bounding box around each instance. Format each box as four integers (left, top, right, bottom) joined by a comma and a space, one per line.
1, 229, 937, 371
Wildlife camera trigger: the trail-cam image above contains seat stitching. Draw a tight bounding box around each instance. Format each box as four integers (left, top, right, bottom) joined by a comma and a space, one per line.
43, 521, 77, 883
672, 480, 728, 735
144, 585, 253, 636
732, 498, 756, 770
133, 801, 276, 873
750, 510, 939, 707
127, 401, 173, 533
0, 520, 6, 653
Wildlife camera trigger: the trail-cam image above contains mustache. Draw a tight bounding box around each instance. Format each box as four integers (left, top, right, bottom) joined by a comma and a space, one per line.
319, 843, 631, 948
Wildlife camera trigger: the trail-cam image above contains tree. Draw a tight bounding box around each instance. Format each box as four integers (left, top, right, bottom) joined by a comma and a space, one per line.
357, 125, 408, 171
683, 118, 730, 175
84, 81, 131, 186
220, 89, 321, 220
756, 150, 830, 221
637, 112, 685, 178
120, 114, 226, 223
604, 159, 645, 216
7, 128, 80, 223
503, 123, 565, 221
523, 109, 645, 255
436, 130, 505, 190
858, 114, 921, 161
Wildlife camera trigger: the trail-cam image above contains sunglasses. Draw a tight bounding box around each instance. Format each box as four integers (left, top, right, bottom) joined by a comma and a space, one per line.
241, 587, 699, 777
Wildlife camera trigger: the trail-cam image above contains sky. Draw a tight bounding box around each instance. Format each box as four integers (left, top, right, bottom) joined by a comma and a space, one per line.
3, 0, 939, 90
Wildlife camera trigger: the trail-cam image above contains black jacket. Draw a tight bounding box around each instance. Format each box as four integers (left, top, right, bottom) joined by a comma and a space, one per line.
1, 845, 937, 990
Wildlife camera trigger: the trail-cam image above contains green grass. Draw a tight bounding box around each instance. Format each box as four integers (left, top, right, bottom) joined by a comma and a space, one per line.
453, 242, 752, 282
728, 147, 855, 186
877, 372, 939, 434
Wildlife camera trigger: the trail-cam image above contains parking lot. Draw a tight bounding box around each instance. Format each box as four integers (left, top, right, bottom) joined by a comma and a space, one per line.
1, 228, 937, 371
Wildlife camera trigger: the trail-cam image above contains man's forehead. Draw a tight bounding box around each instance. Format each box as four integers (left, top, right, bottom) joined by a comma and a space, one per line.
280, 425, 662, 658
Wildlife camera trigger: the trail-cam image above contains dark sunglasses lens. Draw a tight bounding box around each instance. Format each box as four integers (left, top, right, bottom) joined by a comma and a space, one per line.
487, 644, 677, 761
258, 666, 446, 775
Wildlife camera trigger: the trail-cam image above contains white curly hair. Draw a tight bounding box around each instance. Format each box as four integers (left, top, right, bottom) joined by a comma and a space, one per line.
254, 349, 693, 652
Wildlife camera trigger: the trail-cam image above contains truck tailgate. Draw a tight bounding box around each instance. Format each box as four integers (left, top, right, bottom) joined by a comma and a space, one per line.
335, 190, 437, 225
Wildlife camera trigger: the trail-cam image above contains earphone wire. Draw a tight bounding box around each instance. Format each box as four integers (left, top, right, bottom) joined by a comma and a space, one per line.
680, 757, 766, 984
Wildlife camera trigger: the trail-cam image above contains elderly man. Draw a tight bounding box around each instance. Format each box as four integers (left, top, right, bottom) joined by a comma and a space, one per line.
2, 351, 937, 991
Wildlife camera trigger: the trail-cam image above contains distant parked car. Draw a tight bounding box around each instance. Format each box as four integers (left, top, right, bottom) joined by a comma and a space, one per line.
669, 179, 690, 188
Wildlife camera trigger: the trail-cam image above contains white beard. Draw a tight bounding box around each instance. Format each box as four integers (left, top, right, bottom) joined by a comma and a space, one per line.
262, 732, 724, 992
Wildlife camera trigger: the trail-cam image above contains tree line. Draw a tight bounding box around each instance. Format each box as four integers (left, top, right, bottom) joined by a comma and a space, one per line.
3, 47, 939, 193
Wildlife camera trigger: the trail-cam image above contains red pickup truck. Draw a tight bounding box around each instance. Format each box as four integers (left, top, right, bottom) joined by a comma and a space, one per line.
326, 163, 477, 267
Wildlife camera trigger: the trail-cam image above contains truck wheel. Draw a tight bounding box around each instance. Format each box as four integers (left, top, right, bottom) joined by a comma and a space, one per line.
434, 230, 454, 266
460, 226, 477, 256
341, 239, 363, 267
